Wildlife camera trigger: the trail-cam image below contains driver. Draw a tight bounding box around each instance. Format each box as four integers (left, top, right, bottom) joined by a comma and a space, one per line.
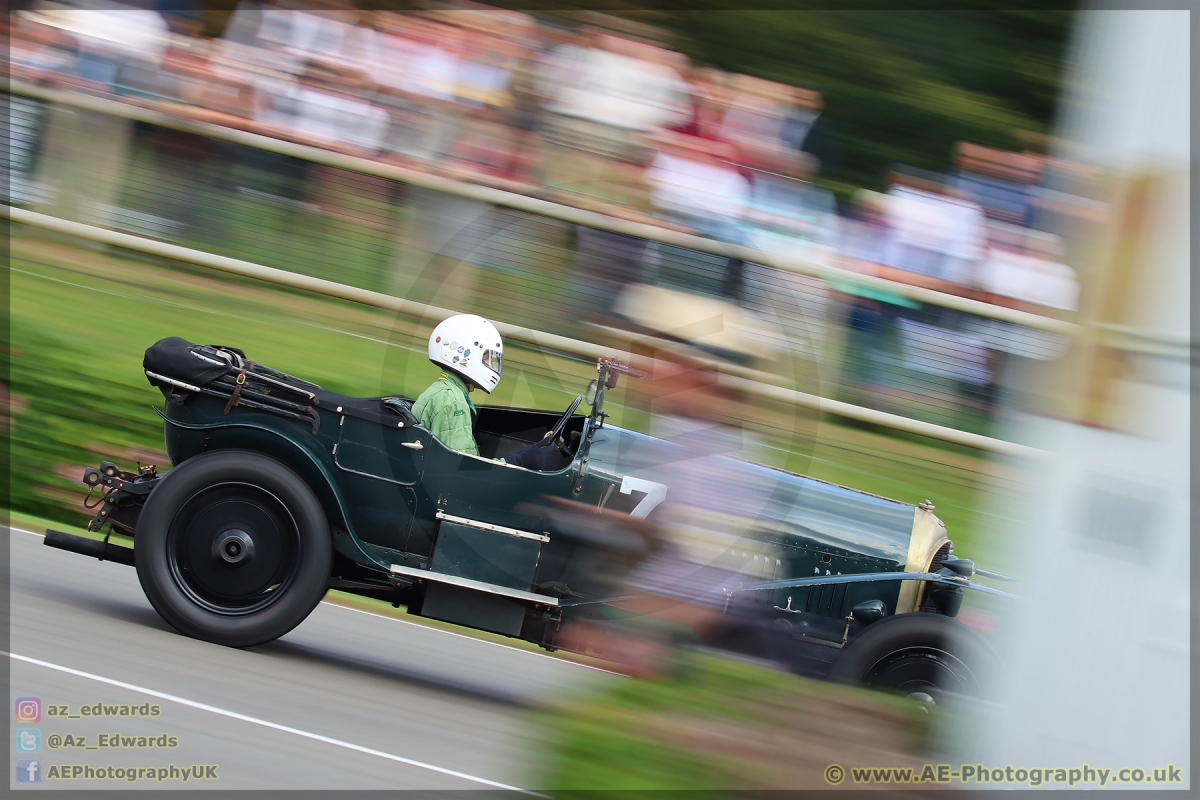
412, 313, 559, 470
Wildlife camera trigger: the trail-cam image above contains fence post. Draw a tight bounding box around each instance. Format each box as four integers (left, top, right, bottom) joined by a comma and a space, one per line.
32, 102, 135, 231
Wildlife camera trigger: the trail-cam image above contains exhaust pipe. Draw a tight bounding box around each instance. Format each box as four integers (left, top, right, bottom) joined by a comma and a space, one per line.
44, 529, 135, 567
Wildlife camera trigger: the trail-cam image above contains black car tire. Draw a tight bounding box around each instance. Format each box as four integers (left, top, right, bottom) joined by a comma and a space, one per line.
829, 612, 1000, 700
135, 450, 332, 648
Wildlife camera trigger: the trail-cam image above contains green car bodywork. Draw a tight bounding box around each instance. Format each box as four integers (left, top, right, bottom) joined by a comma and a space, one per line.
148, 368, 951, 648
51, 343, 1012, 680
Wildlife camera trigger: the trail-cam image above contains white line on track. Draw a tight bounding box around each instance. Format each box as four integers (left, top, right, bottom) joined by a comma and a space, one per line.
10, 525, 623, 676
4, 650, 545, 795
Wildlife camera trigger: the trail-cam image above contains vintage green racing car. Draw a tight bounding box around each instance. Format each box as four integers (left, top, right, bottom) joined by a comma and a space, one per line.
45, 337, 1014, 700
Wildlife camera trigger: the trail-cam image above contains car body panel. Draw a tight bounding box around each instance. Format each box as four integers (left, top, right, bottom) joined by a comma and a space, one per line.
158, 381, 942, 640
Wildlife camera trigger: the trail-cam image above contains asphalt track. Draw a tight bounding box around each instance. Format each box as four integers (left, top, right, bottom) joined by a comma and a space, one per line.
7, 525, 617, 791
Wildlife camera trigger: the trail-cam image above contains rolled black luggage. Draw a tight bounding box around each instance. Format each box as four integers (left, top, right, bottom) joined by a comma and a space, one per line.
143, 337, 244, 395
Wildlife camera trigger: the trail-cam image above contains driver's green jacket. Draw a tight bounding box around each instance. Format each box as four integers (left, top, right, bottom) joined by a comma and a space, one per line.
412, 371, 479, 456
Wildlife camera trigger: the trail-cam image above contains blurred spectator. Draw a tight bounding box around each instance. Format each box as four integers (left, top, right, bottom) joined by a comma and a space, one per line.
1025, 153, 1108, 281
16, 6, 171, 96
718, 74, 794, 172
254, 1, 364, 74
647, 131, 749, 242
291, 65, 388, 155
537, 25, 689, 214
258, 60, 388, 155
451, 23, 514, 109
781, 87, 841, 179
645, 131, 750, 303
538, 23, 690, 134
219, 1, 263, 47
211, 6, 303, 82
839, 189, 891, 266
438, 12, 538, 188
366, 13, 460, 165
399, 16, 463, 103
882, 169, 987, 286
75, 9, 170, 92
741, 155, 839, 263
157, 37, 260, 124
950, 141, 1043, 228
217, 2, 389, 154
10, 13, 81, 84
670, 66, 729, 142
975, 224, 1080, 311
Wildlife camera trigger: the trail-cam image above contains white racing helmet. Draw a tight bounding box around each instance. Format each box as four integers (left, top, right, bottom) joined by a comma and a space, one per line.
427, 314, 504, 393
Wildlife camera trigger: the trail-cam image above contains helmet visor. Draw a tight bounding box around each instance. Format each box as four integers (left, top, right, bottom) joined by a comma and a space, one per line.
482, 348, 503, 376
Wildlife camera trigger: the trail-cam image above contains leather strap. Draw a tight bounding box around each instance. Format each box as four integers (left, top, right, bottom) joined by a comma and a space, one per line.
223, 366, 249, 414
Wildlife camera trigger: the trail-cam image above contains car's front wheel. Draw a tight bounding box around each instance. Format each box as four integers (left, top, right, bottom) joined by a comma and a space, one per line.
135, 450, 332, 648
828, 612, 999, 702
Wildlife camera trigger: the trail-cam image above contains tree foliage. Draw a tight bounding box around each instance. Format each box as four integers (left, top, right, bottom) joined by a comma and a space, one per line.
607, 7, 1076, 198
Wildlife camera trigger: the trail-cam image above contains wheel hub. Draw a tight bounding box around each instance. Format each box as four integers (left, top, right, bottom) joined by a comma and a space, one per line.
906, 691, 937, 712
213, 529, 255, 564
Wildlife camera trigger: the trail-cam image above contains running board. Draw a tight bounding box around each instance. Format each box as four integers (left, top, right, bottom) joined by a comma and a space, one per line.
388, 564, 559, 607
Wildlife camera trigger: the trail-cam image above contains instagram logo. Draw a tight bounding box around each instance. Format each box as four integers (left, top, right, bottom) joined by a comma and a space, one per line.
15, 698, 40, 723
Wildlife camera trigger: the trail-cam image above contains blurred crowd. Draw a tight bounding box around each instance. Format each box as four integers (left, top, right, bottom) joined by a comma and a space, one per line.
11, 0, 1087, 321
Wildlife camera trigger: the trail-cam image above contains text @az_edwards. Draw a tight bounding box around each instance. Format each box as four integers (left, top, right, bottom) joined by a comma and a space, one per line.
40, 764, 218, 783
46, 732, 179, 750
823, 763, 1184, 787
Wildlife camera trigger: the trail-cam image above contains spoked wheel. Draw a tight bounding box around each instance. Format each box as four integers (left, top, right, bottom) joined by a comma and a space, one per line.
829, 613, 999, 703
136, 451, 332, 648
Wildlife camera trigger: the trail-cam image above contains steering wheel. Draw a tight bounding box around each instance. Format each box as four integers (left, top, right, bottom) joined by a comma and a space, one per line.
546, 395, 582, 454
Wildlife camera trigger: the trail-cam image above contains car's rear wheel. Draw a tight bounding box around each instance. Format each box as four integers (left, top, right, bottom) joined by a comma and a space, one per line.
829, 612, 999, 702
136, 450, 332, 647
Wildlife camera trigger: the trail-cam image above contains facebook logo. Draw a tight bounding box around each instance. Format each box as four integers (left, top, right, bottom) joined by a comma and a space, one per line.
16, 728, 40, 753
16, 758, 40, 783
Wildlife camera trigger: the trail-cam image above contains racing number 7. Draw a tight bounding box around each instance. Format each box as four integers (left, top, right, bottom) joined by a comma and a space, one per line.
620, 476, 667, 518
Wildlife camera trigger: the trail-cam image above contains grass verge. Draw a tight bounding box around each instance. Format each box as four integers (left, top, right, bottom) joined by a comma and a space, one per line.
531, 649, 936, 792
